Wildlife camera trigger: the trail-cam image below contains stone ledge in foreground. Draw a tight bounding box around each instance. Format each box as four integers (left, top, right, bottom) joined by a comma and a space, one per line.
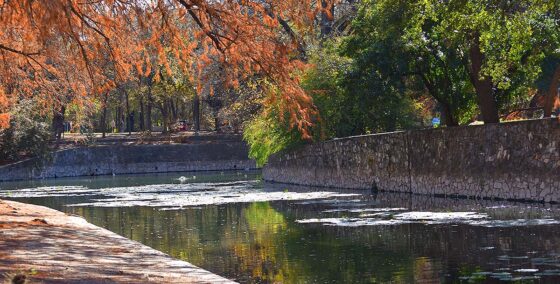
0, 199, 235, 283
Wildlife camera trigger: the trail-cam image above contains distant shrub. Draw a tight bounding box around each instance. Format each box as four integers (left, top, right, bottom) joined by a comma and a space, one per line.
243, 109, 304, 167
0, 101, 51, 162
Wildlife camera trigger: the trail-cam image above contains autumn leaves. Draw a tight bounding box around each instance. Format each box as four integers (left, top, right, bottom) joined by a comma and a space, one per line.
0, 0, 331, 137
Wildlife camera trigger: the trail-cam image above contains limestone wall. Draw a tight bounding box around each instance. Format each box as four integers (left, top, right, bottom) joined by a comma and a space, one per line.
264, 119, 560, 202
0, 142, 256, 181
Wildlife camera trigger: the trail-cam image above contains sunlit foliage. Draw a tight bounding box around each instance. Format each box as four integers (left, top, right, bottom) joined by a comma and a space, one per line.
0, 0, 336, 136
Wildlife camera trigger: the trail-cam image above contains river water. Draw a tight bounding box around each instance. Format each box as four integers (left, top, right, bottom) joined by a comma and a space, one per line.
1, 171, 560, 283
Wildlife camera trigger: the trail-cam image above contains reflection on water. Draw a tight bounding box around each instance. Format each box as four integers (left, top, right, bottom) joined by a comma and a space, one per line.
2, 171, 560, 283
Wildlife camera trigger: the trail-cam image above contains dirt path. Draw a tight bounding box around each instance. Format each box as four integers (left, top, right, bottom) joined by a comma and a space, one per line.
0, 199, 236, 283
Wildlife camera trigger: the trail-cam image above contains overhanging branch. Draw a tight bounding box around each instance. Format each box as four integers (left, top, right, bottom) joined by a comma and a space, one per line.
0, 43, 40, 57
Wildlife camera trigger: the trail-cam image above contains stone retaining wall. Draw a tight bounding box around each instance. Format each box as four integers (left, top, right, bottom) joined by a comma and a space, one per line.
0, 142, 256, 181
264, 119, 560, 202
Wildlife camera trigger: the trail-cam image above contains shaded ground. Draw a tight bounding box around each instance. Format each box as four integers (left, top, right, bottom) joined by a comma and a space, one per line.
61, 131, 243, 146
0, 199, 235, 283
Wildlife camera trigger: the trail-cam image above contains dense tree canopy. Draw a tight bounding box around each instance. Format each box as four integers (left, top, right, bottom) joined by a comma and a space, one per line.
342, 0, 560, 125
0, 0, 336, 136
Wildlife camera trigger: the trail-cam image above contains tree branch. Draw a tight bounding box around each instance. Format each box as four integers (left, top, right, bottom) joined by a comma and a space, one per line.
263, 7, 307, 60
177, 0, 225, 52
0, 43, 40, 57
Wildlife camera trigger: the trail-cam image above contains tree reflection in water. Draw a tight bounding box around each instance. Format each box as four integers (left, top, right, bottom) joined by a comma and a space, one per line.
4, 172, 560, 283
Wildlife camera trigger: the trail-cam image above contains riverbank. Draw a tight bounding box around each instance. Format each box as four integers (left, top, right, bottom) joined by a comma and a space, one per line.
0, 133, 257, 181
264, 118, 560, 203
0, 199, 235, 283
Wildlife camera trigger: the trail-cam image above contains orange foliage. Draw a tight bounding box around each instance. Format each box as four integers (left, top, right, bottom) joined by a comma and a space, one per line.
0, 87, 9, 128
0, 113, 9, 129
0, 0, 333, 135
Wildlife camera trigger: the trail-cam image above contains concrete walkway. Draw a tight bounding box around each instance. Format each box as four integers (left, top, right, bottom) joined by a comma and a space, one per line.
0, 199, 236, 283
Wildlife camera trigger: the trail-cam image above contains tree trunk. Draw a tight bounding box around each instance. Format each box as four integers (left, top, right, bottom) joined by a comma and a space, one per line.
544, 64, 560, 117
161, 104, 169, 133
171, 98, 178, 121
418, 73, 458, 127
52, 106, 66, 142
139, 97, 145, 131
440, 101, 458, 127
115, 106, 120, 132
125, 88, 131, 135
193, 94, 200, 132
101, 92, 109, 138
320, 1, 334, 37
468, 37, 500, 124
146, 87, 153, 132
214, 112, 220, 133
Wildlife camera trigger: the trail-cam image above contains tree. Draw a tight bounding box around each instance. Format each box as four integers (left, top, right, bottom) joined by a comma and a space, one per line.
537, 4, 560, 117
0, 88, 9, 129
0, 0, 335, 138
243, 101, 304, 166
0, 100, 50, 162
219, 78, 267, 134
544, 62, 560, 117
415, 0, 560, 123
341, 0, 477, 127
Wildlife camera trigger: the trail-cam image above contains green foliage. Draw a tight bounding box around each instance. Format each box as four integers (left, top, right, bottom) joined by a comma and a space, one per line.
243, 107, 303, 167
244, 38, 426, 165
413, 0, 560, 112
0, 101, 51, 161
341, 0, 479, 125
244, 0, 560, 165
300, 41, 352, 137
303, 39, 423, 138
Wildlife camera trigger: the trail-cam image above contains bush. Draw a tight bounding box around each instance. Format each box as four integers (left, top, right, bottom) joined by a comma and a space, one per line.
0, 102, 51, 162
243, 108, 304, 167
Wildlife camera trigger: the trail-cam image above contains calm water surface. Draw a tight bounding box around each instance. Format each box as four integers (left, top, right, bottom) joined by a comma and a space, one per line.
2, 171, 560, 283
